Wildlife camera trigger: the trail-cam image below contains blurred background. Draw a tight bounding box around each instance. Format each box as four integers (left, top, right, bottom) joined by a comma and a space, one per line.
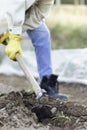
0, 1, 87, 85
47, 0, 87, 49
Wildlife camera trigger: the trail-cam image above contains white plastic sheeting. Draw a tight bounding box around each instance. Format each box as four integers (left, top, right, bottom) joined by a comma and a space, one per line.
52, 49, 87, 85
0, 48, 87, 85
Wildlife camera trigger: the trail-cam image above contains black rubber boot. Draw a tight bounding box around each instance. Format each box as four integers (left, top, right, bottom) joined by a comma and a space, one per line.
40, 74, 67, 100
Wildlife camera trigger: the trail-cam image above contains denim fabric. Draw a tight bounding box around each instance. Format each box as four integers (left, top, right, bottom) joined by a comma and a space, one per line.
27, 22, 53, 81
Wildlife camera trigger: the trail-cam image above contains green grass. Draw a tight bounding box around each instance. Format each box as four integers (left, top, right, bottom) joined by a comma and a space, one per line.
52, 111, 70, 121
46, 5, 87, 49
49, 23, 87, 49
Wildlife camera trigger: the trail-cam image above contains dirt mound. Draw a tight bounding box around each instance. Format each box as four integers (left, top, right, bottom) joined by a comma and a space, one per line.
0, 91, 87, 130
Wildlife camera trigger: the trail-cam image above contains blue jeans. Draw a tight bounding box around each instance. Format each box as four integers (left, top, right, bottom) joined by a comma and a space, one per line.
27, 22, 53, 81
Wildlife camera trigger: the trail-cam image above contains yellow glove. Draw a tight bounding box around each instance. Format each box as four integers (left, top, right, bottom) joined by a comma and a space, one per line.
0, 31, 9, 44
5, 33, 22, 61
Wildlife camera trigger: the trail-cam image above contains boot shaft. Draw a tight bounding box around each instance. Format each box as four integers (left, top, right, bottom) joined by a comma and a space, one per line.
40, 74, 59, 93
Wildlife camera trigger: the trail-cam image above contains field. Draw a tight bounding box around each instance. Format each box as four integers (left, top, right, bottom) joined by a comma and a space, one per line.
0, 74, 87, 130
0, 5, 87, 130
46, 5, 87, 49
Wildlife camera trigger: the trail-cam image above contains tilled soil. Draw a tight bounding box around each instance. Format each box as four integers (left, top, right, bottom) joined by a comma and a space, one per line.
0, 74, 87, 130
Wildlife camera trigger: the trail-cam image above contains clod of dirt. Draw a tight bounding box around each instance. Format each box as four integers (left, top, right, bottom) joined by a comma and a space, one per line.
31, 105, 53, 122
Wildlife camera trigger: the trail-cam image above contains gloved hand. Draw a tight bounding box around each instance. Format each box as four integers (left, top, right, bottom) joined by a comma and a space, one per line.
0, 31, 9, 44
5, 33, 22, 61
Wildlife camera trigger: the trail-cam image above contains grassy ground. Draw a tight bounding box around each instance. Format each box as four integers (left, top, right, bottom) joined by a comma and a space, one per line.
46, 5, 87, 49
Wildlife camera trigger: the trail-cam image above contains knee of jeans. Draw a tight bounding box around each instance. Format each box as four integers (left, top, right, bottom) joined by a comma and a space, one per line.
34, 30, 51, 47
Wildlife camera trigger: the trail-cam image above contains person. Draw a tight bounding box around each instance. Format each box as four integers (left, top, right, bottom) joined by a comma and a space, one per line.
0, 0, 26, 60
0, 0, 67, 100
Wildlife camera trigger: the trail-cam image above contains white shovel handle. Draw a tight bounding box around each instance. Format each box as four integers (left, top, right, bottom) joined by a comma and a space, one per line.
16, 53, 42, 97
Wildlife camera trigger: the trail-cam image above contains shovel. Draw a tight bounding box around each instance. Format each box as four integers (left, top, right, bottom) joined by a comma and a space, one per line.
15, 53, 46, 100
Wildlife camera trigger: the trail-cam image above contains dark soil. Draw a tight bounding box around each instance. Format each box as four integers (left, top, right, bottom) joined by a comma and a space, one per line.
0, 74, 87, 130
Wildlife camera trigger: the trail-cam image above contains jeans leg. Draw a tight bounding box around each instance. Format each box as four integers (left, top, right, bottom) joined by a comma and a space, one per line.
27, 22, 53, 81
